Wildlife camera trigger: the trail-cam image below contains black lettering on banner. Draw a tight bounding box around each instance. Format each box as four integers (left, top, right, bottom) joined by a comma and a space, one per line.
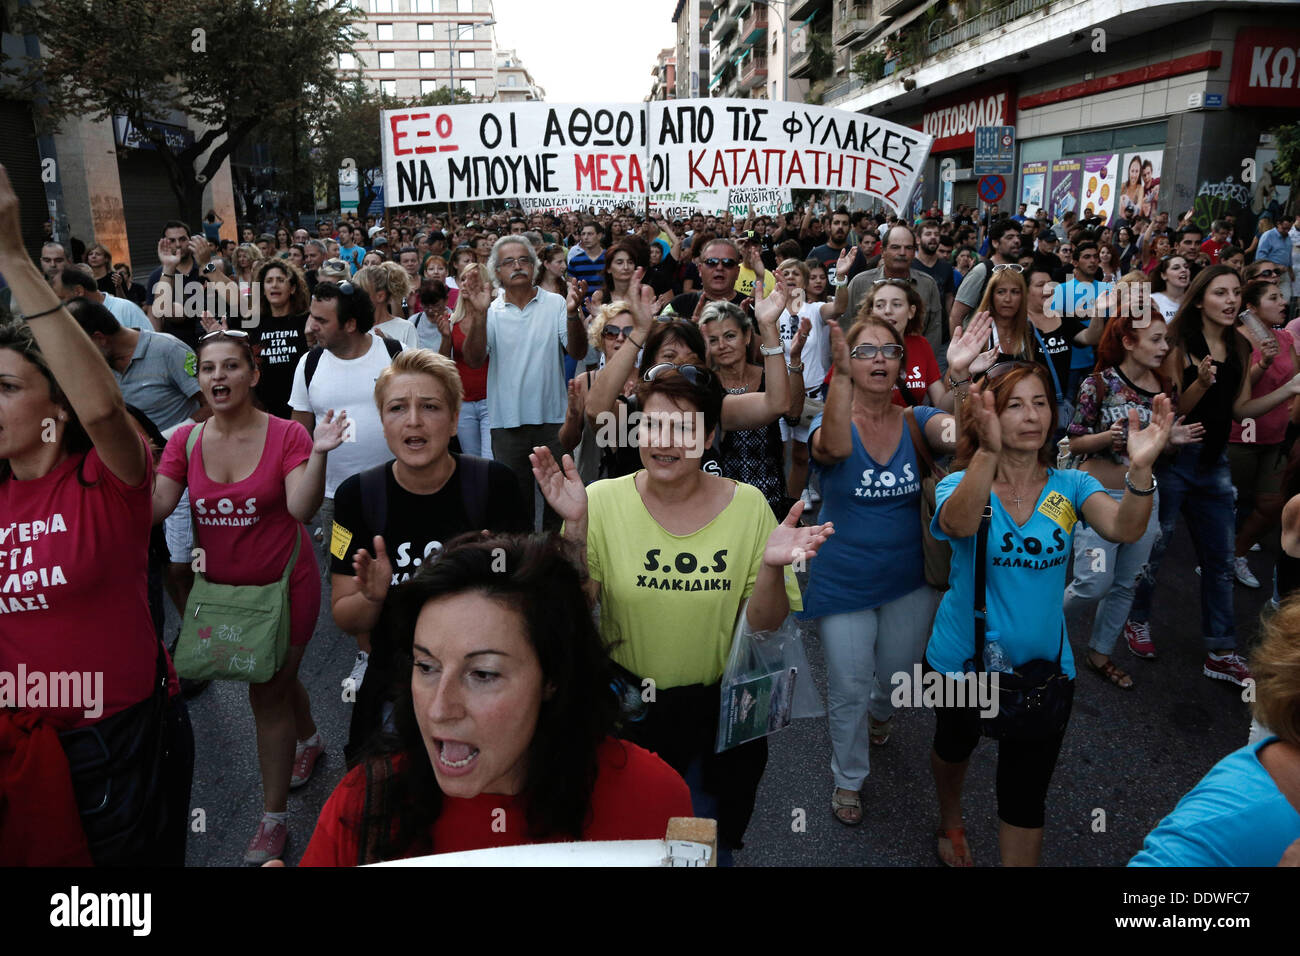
396, 159, 437, 203
569, 108, 592, 147
543, 109, 565, 146
480, 114, 502, 149
649, 154, 669, 192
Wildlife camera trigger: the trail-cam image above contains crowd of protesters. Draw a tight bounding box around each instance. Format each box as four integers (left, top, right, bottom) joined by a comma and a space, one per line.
2, 163, 1299, 868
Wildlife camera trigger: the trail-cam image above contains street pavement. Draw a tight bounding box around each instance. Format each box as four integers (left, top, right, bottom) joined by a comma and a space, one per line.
182, 514, 1272, 867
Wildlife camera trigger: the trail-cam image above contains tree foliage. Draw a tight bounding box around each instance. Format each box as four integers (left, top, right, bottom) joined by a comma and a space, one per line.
6, 0, 362, 224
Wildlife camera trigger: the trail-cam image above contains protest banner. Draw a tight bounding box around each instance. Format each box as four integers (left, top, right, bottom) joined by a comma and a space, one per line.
647, 98, 930, 213
383, 102, 649, 206
381, 100, 932, 215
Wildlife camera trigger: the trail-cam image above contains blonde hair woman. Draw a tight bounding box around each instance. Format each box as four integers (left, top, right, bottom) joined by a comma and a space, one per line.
355, 261, 418, 349
559, 300, 642, 483
437, 262, 493, 457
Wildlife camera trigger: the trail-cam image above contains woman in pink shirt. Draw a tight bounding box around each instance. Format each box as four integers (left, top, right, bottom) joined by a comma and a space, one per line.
152, 328, 347, 864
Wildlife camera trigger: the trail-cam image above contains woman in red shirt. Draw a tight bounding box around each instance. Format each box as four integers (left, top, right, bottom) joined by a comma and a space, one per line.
298, 533, 692, 865
439, 262, 492, 458
0, 165, 192, 865
152, 329, 347, 864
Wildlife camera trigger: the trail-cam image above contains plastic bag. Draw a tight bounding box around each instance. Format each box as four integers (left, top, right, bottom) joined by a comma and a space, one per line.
715, 601, 825, 753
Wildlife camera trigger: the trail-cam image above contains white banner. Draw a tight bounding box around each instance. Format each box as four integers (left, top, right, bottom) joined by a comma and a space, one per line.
646, 99, 930, 213
382, 101, 931, 215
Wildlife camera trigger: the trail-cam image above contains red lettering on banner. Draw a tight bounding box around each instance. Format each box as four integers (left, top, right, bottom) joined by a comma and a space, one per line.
573, 154, 646, 194
741, 149, 761, 185
390, 113, 412, 156
786, 150, 804, 183
688, 149, 709, 187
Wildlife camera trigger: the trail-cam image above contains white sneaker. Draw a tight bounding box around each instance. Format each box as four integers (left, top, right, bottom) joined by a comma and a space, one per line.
1234, 557, 1261, 589
343, 651, 369, 693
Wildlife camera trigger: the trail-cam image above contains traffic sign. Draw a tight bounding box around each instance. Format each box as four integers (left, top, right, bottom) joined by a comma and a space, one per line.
974, 125, 1016, 176
978, 175, 1006, 204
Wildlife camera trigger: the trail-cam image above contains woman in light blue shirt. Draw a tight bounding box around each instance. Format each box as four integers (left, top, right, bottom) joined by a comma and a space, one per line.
927, 360, 1171, 867
1130, 597, 1300, 866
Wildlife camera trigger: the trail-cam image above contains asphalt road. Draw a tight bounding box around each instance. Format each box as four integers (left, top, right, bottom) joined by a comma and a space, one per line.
182, 514, 1273, 867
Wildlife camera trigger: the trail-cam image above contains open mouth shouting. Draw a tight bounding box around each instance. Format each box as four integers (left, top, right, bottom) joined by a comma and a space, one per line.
434, 738, 480, 776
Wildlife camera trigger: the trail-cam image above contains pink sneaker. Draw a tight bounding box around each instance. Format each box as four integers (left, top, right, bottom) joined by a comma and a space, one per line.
1124, 620, 1157, 659
290, 738, 325, 790
244, 816, 287, 864
1203, 652, 1253, 687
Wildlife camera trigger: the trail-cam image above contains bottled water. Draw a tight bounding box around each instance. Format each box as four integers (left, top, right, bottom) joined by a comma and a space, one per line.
983, 631, 1013, 673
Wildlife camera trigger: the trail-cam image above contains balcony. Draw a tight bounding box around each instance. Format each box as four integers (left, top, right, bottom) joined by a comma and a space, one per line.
878, 0, 928, 15
739, 4, 768, 45
706, 0, 738, 40
834, 3, 885, 47
739, 51, 768, 88
926, 0, 1053, 57
789, 0, 827, 19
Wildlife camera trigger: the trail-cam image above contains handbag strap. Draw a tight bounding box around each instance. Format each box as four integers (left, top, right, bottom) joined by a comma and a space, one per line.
902, 407, 941, 480
1029, 325, 1065, 406
971, 501, 993, 673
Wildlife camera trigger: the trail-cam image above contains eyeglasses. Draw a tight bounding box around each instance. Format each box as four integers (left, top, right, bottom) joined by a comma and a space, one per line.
849, 343, 904, 360
602, 324, 636, 340
701, 258, 739, 269
498, 256, 531, 269
871, 277, 915, 288
991, 263, 1025, 274
199, 328, 250, 342
1255, 268, 1280, 278
643, 363, 713, 386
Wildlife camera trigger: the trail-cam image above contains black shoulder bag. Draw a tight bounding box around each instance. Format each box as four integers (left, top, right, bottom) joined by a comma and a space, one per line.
971, 503, 1074, 741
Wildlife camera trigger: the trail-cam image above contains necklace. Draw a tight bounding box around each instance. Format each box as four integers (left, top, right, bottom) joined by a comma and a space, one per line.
719, 368, 751, 394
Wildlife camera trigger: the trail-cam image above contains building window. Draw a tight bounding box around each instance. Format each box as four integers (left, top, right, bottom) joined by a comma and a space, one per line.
412, 0, 433, 10
380, 80, 397, 97
421, 79, 438, 96
419, 51, 437, 69
418, 23, 435, 40
457, 0, 474, 11
376, 23, 393, 41
458, 22, 473, 36
339, 52, 357, 70
459, 51, 475, 70
371, 0, 392, 11
378, 51, 395, 70
461, 78, 476, 96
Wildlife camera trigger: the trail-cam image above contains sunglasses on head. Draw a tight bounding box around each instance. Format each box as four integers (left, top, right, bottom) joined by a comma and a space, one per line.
871, 277, 916, 288
981, 360, 1041, 385
602, 324, 635, 340
991, 263, 1025, 274
199, 328, 251, 343
849, 343, 904, 360
643, 363, 713, 386
702, 257, 739, 269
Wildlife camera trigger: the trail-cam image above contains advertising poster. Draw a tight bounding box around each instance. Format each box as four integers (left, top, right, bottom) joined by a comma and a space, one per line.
1020, 161, 1047, 208
1048, 158, 1082, 224
1118, 152, 1163, 220
1081, 154, 1118, 224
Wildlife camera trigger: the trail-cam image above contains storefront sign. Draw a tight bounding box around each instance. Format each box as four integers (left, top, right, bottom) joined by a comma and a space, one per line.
1229, 28, 1300, 108
112, 115, 195, 153
919, 80, 1016, 154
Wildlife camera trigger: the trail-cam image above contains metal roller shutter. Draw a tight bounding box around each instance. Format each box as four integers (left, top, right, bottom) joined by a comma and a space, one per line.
0, 99, 49, 261
116, 150, 185, 273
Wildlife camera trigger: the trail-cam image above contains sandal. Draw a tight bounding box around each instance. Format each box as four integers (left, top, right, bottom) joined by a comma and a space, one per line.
868, 715, 892, 746
831, 788, 863, 826
937, 826, 974, 867
1087, 654, 1134, 690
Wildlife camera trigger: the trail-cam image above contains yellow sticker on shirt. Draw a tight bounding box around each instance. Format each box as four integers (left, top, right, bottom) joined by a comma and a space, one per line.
1037, 491, 1077, 534
329, 522, 353, 560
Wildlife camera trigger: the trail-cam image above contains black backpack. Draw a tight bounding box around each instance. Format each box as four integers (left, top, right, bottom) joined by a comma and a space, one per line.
356, 454, 492, 537
303, 334, 402, 390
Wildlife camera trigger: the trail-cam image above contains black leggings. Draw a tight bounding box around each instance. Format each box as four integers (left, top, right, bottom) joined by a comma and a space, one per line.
928, 665, 1071, 829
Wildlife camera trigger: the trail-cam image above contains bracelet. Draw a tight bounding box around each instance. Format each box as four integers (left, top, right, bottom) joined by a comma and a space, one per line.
759, 344, 784, 356
19, 303, 63, 321
629, 336, 645, 348
832, 276, 849, 287
786, 363, 804, 374
947, 375, 971, 388
1124, 471, 1157, 496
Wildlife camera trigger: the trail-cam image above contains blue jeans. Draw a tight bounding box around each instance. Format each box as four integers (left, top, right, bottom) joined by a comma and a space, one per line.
1064, 488, 1160, 655
1128, 447, 1236, 651
456, 398, 492, 458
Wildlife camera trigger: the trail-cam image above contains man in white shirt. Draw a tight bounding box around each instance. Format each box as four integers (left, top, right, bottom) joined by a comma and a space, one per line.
290, 280, 400, 689
55, 265, 156, 330
460, 236, 588, 531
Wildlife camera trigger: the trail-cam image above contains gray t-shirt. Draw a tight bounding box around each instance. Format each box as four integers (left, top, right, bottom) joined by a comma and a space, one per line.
844, 265, 944, 362
955, 261, 991, 310
117, 330, 201, 431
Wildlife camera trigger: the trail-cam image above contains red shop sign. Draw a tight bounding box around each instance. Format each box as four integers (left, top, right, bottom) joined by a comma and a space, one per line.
1229, 27, 1300, 108
918, 79, 1017, 153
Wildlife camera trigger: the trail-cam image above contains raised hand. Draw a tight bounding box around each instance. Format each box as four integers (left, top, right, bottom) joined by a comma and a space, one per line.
189, 236, 211, 267
753, 271, 788, 330
1170, 414, 1205, 446
1195, 354, 1216, 388
353, 535, 393, 605
434, 308, 453, 338
966, 381, 1002, 454
529, 446, 587, 524
762, 499, 834, 568
565, 377, 584, 418
199, 310, 227, 334
0, 165, 23, 256
566, 277, 588, 315
459, 265, 491, 315
828, 323, 851, 376
624, 268, 656, 335
156, 236, 182, 271
946, 310, 994, 377
313, 409, 350, 454
1125, 393, 1174, 470
835, 245, 858, 279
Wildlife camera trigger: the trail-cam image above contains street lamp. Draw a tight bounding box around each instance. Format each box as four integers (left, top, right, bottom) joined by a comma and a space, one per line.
448, 18, 496, 101
751, 0, 788, 102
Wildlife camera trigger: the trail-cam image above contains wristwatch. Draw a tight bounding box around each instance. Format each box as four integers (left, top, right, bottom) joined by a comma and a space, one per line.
759, 344, 784, 356
832, 276, 849, 287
